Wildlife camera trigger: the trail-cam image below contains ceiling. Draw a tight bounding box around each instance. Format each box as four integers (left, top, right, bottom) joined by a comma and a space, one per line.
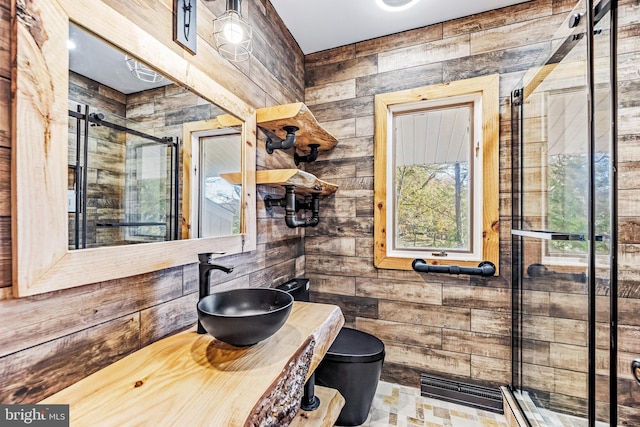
270, 0, 531, 54
69, 25, 171, 95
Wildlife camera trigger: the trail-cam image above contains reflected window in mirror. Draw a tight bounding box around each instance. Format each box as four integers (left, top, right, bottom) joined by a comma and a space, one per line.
197, 131, 242, 238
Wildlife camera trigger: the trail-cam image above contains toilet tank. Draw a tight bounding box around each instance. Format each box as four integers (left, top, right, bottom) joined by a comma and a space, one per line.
276, 278, 310, 302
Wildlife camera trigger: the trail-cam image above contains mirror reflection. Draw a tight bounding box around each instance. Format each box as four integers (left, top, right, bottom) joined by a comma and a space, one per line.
197, 131, 242, 238
67, 24, 242, 250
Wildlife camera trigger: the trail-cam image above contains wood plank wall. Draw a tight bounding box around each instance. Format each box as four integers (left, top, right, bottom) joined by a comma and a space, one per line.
0, 0, 306, 404
615, 0, 640, 424
0, 0, 638, 423
303, 0, 640, 424
303, 0, 565, 388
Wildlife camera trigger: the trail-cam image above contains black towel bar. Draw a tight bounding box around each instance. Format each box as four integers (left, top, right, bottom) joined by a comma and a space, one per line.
411, 259, 496, 277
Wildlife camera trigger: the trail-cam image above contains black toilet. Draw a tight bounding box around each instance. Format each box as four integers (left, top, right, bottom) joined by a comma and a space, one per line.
277, 278, 385, 426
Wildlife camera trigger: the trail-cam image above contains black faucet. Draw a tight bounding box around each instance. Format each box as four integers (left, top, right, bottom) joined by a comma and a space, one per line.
197, 253, 234, 334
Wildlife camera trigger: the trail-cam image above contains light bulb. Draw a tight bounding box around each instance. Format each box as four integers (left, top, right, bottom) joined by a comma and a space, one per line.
376, 0, 420, 12
223, 22, 244, 45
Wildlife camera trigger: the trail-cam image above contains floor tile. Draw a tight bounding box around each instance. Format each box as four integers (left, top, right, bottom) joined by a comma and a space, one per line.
359, 381, 508, 427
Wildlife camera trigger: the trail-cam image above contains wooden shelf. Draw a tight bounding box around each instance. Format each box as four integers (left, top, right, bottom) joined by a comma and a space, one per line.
257, 102, 338, 152
290, 386, 345, 427
40, 302, 345, 427
222, 169, 338, 196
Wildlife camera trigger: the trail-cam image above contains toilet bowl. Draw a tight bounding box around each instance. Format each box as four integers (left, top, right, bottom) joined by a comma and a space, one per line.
277, 278, 385, 426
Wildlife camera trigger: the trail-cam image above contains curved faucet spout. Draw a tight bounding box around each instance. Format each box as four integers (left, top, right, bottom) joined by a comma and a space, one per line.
197, 253, 234, 334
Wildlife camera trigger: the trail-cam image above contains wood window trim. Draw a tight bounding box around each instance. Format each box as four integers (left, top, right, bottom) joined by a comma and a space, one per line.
374, 74, 500, 274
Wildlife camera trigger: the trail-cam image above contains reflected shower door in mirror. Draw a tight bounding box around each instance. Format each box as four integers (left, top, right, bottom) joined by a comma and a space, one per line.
67, 23, 242, 250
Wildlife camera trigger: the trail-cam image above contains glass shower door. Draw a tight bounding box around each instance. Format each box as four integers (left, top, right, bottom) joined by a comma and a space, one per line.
511, 0, 618, 425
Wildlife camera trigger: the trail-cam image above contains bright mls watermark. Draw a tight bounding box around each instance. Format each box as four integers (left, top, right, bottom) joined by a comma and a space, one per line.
0, 405, 69, 426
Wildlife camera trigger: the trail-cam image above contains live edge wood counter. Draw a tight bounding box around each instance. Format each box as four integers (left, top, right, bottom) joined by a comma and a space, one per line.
40, 302, 344, 427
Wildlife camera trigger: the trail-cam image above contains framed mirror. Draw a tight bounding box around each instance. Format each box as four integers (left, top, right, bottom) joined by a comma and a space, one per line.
11, 0, 256, 297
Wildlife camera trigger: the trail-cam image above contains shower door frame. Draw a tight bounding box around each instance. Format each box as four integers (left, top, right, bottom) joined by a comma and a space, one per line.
510, 0, 619, 425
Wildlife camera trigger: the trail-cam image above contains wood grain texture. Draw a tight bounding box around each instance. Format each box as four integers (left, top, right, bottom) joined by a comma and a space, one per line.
41, 302, 344, 427
0, 267, 183, 358
225, 169, 338, 196
0, 216, 10, 288
257, 103, 338, 151
289, 386, 345, 427
373, 74, 500, 273
11, 0, 257, 297
0, 4, 9, 79
356, 24, 443, 58
0, 314, 140, 404
446, 1, 553, 37
0, 78, 9, 148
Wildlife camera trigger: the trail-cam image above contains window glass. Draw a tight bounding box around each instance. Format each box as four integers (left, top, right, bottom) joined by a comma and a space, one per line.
393, 104, 473, 252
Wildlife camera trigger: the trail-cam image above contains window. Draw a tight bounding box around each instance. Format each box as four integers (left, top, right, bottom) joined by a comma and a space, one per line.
374, 75, 500, 272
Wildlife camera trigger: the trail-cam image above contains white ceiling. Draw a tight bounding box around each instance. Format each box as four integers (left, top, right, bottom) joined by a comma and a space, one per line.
270, 0, 531, 54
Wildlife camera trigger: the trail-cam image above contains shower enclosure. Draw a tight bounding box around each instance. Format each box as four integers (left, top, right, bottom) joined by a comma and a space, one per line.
510, 0, 637, 425
68, 104, 179, 249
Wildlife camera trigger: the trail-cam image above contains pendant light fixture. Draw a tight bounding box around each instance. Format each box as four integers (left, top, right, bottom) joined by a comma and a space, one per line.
124, 55, 165, 83
213, 0, 253, 62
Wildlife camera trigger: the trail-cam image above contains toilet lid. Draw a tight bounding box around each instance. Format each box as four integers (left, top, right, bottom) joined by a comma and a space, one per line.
324, 327, 385, 363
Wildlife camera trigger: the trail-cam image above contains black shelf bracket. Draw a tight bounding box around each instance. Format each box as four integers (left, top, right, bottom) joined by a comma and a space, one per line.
265, 125, 298, 154
264, 185, 320, 228
412, 259, 496, 277
294, 144, 320, 165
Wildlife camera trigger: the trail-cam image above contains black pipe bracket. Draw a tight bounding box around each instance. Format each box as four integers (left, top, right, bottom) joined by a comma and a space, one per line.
412, 259, 496, 277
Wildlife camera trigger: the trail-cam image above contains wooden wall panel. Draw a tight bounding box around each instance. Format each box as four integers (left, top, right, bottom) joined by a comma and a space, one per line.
472, 355, 511, 385
0, 217, 10, 288
305, 0, 572, 394
0, 78, 9, 149
356, 317, 443, 348
385, 342, 471, 378
0, 4, 9, 79
356, 24, 443, 58
0, 0, 306, 404
0, 267, 183, 358
0, 314, 140, 404
140, 293, 198, 347
356, 277, 442, 305
377, 35, 470, 74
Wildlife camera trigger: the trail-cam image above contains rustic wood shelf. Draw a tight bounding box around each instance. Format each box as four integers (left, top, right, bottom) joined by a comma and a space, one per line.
40, 302, 344, 427
290, 386, 345, 427
257, 102, 338, 152
222, 169, 338, 196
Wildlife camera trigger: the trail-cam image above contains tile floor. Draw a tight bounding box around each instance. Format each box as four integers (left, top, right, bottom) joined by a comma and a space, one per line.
359, 381, 509, 427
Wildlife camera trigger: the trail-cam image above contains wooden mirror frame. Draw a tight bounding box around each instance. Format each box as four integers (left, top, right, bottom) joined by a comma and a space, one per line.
11, 0, 257, 297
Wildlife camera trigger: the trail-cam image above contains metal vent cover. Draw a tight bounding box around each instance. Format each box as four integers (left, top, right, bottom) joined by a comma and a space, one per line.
420, 374, 504, 413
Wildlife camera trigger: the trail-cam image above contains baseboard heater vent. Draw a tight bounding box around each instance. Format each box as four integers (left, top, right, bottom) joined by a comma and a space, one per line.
420, 374, 503, 413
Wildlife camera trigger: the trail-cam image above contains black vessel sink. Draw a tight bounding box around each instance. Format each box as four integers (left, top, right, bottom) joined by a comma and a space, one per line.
197, 288, 294, 346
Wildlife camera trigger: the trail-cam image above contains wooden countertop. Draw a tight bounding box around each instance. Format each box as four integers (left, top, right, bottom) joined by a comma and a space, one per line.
40, 301, 344, 427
